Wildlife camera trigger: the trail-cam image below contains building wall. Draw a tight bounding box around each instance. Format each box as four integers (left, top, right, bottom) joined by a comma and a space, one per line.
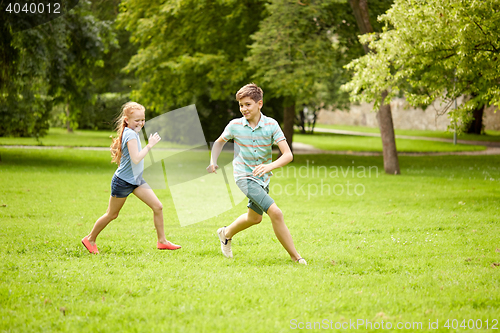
317, 97, 500, 132
484, 105, 500, 131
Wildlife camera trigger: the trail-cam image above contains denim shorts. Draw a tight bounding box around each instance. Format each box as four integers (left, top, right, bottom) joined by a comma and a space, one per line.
236, 179, 275, 215
111, 175, 146, 198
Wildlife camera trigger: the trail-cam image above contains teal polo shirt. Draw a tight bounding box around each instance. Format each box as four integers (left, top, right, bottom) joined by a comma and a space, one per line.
221, 113, 286, 187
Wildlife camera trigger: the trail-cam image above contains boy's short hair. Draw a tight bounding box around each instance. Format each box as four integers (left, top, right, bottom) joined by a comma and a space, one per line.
236, 83, 263, 103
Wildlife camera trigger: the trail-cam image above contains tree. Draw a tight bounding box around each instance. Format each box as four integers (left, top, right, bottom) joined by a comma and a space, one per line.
117, 0, 267, 141
466, 102, 485, 134
343, 0, 500, 136
48, 0, 117, 132
0, 0, 116, 136
0, 18, 53, 137
347, 0, 400, 175
71, 0, 136, 131
245, 0, 344, 150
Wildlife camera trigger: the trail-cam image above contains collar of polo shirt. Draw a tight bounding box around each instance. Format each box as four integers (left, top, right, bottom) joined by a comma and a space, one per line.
242, 112, 264, 129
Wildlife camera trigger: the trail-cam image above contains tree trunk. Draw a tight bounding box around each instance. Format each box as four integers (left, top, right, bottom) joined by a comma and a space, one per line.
298, 108, 306, 134
309, 108, 318, 134
348, 0, 373, 51
283, 99, 295, 154
349, 0, 400, 175
379, 102, 400, 174
466, 104, 484, 134
66, 103, 73, 133
378, 91, 400, 174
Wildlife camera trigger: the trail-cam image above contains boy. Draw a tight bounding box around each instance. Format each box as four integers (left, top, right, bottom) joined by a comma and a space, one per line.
207, 83, 306, 265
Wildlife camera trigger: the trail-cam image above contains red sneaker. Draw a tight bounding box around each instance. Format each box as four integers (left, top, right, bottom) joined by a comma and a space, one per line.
82, 237, 99, 254
157, 241, 181, 250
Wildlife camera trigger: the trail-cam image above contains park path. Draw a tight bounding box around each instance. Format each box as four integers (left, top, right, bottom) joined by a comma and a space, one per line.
2, 143, 500, 156
312, 127, 500, 147
290, 142, 500, 156
2, 127, 500, 156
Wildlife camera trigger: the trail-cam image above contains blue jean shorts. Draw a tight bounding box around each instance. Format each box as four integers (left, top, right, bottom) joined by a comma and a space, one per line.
236, 179, 275, 215
111, 175, 146, 198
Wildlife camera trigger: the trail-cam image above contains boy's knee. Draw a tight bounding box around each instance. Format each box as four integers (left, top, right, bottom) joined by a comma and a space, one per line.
267, 205, 282, 218
249, 215, 262, 224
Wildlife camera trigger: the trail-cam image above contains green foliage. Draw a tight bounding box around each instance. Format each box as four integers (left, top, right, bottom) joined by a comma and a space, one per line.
246, 0, 344, 110
0, 22, 53, 137
89, 0, 139, 95
0, 0, 397, 138
75, 93, 130, 130
328, 0, 394, 86
117, 0, 267, 140
0, 0, 117, 137
246, 0, 394, 111
48, 1, 117, 130
342, 0, 500, 133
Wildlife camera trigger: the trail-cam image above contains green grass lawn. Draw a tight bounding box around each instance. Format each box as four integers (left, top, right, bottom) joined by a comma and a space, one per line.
314, 124, 500, 142
294, 133, 487, 152
1, 148, 499, 332
0, 128, 115, 147
1, 127, 492, 153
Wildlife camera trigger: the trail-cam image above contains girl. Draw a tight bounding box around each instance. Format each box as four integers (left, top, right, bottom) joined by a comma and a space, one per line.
82, 102, 181, 253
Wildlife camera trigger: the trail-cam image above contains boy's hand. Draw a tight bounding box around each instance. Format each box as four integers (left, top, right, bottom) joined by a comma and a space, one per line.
207, 164, 219, 173
253, 164, 273, 177
148, 132, 161, 148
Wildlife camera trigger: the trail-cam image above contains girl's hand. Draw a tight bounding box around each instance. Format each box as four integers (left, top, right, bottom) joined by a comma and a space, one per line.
253, 163, 273, 177
148, 132, 161, 148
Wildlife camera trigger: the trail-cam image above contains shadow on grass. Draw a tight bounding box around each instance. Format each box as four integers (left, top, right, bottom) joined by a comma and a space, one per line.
0, 148, 114, 171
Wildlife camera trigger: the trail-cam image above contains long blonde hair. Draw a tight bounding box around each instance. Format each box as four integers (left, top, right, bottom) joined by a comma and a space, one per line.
110, 102, 146, 165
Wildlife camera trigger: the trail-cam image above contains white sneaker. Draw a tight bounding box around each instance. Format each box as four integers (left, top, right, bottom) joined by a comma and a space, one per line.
217, 227, 233, 258
296, 258, 307, 265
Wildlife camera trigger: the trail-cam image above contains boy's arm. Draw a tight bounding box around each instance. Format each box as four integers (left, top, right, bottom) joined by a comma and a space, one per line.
127, 133, 161, 165
207, 136, 227, 173
253, 140, 293, 177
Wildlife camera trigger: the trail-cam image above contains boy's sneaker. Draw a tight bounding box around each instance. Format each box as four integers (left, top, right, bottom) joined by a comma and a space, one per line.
296, 258, 307, 265
217, 227, 233, 258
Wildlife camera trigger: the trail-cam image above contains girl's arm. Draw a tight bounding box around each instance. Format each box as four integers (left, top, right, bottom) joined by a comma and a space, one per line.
253, 140, 293, 177
127, 132, 161, 165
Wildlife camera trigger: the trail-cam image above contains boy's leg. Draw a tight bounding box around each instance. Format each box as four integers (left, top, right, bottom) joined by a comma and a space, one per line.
224, 208, 263, 239
225, 180, 265, 239
217, 208, 262, 258
86, 196, 127, 245
266, 203, 302, 261
133, 185, 169, 244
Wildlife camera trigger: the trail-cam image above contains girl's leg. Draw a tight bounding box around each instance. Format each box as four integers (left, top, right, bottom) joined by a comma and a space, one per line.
86, 196, 127, 245
132, 185, 168, 244
225, 208, 263, 239
266, 203, 301, 261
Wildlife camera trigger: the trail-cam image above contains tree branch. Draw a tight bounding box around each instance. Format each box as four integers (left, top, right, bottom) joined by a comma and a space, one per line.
473, 48, 500, 54
464, 12, 499, 53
